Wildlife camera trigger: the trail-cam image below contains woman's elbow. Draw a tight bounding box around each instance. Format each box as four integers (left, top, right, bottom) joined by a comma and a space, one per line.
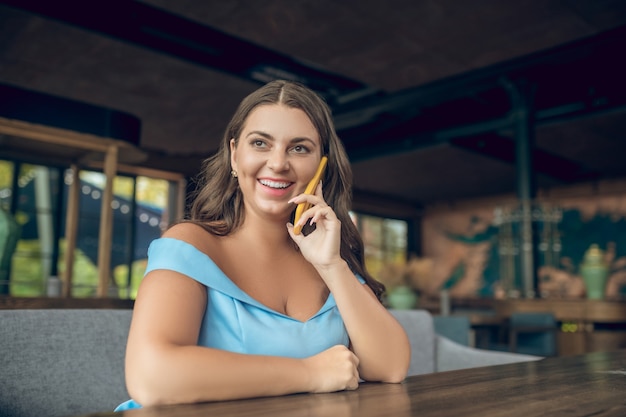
361, 359, 409, 384
379, 359, 410, 383
125, 349, 180, 407
380, 368, 408, 383
126, 365, 165, 407
127, 370, 186, 407
381, 350, 411, 383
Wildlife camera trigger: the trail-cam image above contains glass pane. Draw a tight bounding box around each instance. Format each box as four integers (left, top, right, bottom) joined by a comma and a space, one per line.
1, 161, 183, 299
112, 176, 171, 299
10, 164, 62, 296
356, 213, 408, 286
0, 160, 13, 212
383, 218, 408, 255
0, 160, 16, 294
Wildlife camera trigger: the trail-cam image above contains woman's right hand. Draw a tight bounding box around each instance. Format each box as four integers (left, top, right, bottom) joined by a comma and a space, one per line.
302, 345, 360, 393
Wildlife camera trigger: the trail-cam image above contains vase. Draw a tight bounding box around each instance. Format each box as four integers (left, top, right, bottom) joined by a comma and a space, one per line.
386, 285, 418, 309
580, 244, 609, 300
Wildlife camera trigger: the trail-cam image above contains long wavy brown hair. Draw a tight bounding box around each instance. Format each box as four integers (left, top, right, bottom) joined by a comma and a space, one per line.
186, 80, 384, 299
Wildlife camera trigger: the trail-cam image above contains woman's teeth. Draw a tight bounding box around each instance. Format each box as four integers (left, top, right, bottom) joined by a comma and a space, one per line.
259, 179, 290, 189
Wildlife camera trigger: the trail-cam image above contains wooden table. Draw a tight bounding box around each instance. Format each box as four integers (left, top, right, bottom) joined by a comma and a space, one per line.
79, 350, 626, 417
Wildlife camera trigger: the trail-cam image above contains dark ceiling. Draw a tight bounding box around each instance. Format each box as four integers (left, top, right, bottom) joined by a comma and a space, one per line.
1, 0, 626, 216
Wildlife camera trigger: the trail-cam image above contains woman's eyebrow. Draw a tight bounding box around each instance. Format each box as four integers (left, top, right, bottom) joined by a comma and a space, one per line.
291, 137, 318, 146
245, 131, 318, 146
245, 130, 272, 139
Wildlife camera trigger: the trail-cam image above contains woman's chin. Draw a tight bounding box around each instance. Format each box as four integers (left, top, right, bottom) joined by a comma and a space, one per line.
255, 205, 293, 222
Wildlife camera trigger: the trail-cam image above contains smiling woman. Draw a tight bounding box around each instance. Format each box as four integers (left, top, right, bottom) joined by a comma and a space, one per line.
229, 104, 323, 221
116, 80, 410, 411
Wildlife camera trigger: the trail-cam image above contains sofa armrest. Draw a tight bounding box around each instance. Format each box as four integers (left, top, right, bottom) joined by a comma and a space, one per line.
388, 309, 436, 375
435, 334, 542, 372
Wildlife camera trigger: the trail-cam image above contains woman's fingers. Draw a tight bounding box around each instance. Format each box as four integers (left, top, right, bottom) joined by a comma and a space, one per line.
293, 202, 335, 230
290, 184, 331, 230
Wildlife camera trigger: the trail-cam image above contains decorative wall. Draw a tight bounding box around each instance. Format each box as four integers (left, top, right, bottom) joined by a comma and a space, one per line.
420, 181, 626, 299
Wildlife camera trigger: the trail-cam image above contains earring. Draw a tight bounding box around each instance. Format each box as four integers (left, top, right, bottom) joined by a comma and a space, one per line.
231, 170, 238, 178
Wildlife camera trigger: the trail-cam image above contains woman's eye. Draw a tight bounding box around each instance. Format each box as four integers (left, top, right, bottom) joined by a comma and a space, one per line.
292, 145, 309, 154
251, 139, 266, 148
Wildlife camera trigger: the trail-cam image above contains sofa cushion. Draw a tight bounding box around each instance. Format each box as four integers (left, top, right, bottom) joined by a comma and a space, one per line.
0, 309, 132, 417
435, 334, 541, 372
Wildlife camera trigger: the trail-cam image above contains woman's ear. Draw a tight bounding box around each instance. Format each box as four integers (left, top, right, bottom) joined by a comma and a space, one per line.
230, 138, 237, 172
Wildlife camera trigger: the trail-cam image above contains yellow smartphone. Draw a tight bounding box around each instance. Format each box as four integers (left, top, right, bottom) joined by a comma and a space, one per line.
293, 156, 328, 235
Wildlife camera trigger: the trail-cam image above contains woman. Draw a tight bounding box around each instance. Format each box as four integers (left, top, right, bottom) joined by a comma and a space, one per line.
117, 80, 410, 410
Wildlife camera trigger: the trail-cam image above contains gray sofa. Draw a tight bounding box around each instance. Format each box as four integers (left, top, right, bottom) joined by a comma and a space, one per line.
389, 309, 540, 375
0, 308, 539, 417
1, 309, 131, 417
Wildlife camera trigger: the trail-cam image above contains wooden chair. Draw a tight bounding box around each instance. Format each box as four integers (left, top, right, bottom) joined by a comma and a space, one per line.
433, 315, 471, 346
508, 312, 558, 356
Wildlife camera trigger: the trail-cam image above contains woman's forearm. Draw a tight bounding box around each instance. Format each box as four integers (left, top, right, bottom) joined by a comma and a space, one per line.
126, 344, 310, 406
317, 261, 411, 382
126, 340, 359, 406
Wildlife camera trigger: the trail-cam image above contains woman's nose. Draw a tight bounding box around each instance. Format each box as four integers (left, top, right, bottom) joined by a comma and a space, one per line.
267, 151, 289, 171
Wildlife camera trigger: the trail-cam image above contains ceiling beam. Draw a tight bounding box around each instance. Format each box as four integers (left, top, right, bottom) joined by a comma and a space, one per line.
0, 0, 373, 104
341, 25, 626, 183
0, 83, 141, 144
450, 134, 601, 183
334, 24, 626, 130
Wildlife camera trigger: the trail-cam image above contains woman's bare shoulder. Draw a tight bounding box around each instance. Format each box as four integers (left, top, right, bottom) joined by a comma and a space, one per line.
162, 222, 222, 256
163, 221, 206, 239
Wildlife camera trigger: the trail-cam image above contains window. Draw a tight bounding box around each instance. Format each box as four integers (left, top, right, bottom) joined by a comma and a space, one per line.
352, 212, 408, 281
0, 158, 185, 298
1, 163, 63, 296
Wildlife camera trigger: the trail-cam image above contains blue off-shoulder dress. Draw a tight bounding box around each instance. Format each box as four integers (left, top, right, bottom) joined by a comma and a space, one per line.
115, 237, 363, 411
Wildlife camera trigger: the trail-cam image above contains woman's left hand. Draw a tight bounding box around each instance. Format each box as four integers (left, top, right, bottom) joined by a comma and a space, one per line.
287, 182, 342, 269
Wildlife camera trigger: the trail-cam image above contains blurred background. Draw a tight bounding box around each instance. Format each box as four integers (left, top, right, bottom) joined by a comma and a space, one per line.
1, 0, 626, 322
